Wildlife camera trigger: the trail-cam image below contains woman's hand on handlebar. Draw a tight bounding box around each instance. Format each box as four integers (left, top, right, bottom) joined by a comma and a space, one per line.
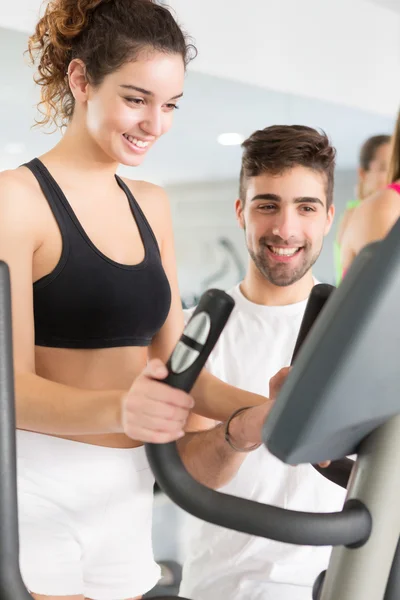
121, 359, 195, 443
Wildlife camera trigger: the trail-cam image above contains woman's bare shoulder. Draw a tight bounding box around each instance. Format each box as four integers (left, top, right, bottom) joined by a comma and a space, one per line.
120, 177, 172, 237
0, 166, 44, 206
360, 187, 400, 212
121, 177, 169, 206
344, 187, 400, 252
0, 166, 49, 240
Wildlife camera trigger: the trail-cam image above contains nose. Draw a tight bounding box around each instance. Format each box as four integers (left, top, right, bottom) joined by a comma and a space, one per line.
271, 207, 299, 242
140, 106, 163, 138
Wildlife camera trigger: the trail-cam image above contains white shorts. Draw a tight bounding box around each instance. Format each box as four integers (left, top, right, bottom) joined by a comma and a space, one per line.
16, 430, 161, 599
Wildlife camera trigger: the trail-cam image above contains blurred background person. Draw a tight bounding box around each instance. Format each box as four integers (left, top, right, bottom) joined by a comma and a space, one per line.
334, 134, 391, 284
339, 110, 400, 277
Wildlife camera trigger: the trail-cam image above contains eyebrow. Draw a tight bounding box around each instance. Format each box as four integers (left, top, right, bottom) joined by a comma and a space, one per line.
119, 84, 183, 100
251, 193, 324, 207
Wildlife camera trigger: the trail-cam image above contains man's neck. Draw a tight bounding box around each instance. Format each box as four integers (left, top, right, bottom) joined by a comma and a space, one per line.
240, 264, 315, 307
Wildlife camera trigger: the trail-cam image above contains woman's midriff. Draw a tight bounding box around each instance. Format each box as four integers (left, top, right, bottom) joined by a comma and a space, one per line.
34, 344, 149, 448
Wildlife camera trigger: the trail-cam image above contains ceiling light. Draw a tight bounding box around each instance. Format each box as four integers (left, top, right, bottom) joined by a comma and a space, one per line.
217, 133, 245, 146
4, 143, 26, 155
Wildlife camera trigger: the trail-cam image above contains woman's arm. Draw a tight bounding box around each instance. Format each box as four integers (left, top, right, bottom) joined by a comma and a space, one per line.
0, 171, 125, 435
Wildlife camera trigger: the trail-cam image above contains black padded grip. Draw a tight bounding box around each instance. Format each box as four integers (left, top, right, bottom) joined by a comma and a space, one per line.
291, 283, 353, 490
163, 288, 235, 392
291, 284, 335, 363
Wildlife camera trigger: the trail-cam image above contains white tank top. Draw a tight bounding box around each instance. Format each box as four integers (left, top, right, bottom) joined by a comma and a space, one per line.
180, 283, 347, 600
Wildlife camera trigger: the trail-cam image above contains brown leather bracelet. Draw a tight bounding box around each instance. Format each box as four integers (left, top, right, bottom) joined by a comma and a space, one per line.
224, 406, 262, 453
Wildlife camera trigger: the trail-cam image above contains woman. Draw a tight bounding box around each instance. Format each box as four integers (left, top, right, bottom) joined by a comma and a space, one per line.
334, 134, 391, 283
339, 112, 400, 277
0, 1, 270, 598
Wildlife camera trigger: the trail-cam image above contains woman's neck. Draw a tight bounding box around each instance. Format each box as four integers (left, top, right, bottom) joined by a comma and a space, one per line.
39, 118, 120, 186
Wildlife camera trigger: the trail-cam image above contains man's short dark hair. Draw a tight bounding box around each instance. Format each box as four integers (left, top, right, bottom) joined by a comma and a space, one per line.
239, 125, 336, 208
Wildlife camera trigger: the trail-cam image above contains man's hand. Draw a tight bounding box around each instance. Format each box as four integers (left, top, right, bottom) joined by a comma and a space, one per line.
317, 461, 331, 468
269, 366, 291, 400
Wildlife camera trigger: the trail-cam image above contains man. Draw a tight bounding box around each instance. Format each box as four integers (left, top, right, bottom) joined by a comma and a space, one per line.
177, 125, 347, 600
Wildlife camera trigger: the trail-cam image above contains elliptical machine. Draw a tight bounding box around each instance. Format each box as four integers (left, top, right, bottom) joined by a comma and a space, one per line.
1, 219, 400, 599
145, 219, 400, 599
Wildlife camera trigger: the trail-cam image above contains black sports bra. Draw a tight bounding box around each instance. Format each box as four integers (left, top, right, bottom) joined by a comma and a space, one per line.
25, 158, 171, 349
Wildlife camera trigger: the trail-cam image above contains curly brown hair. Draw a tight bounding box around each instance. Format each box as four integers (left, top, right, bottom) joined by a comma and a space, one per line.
239, 125, 336, 209
27, 0, 196, 129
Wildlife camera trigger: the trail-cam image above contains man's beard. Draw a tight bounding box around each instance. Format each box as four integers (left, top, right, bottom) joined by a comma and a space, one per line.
248, 236, 321, 287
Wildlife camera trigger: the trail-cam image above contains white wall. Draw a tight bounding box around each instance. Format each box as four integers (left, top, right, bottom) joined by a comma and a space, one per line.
168, 0, 400, 117
167, 169, 355, 305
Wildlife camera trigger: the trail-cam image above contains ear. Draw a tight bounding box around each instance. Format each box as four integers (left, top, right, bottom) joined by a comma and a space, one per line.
324, 204, 335, 236
67, 59, 90, 104
235, 198, 245, 229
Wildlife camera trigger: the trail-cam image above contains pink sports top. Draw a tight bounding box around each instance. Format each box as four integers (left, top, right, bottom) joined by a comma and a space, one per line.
388, 183, 400, 194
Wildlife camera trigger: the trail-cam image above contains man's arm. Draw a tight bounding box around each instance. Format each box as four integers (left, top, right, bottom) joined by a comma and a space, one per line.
178, 404, 271, 488
177, 425, 247, 489
190, 370, 266, 421
177, 369, 289, 489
